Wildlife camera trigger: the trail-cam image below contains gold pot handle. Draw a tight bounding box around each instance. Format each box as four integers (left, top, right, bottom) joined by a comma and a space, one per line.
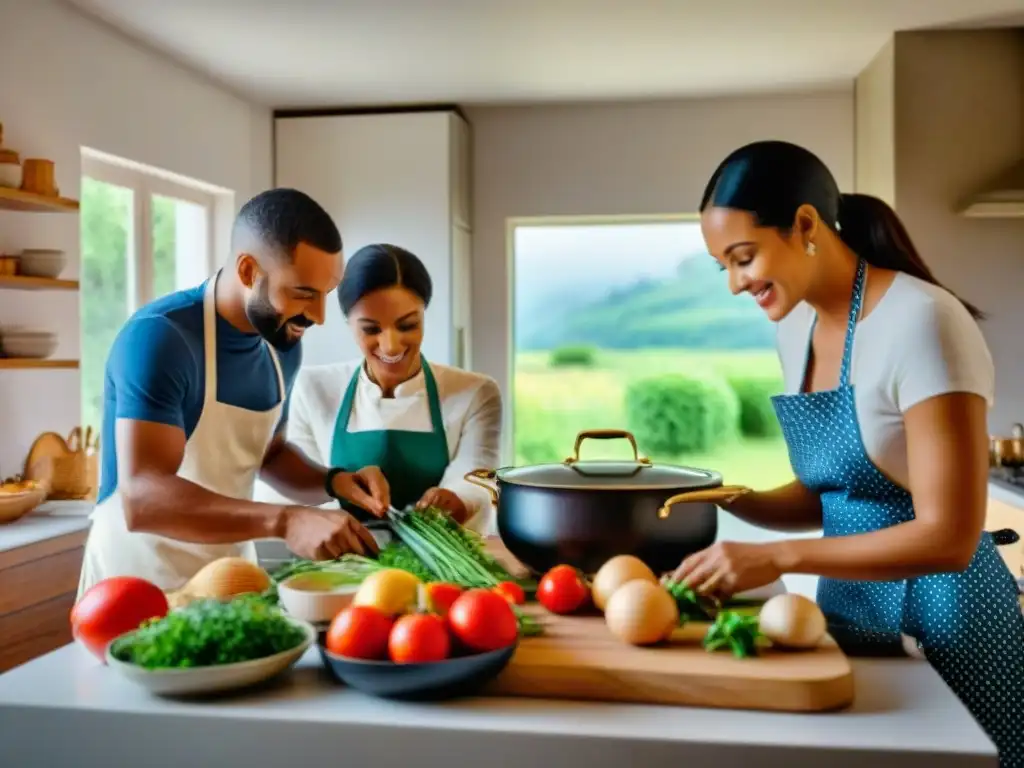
464, 468, 499, 506
657, 485, 752, 519
565, 429, 652, 465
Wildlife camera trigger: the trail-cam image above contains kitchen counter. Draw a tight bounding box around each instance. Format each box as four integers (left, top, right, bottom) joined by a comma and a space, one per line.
0, 644, 996, 767
0, 501, 92, 554
989, 477, 1024, 510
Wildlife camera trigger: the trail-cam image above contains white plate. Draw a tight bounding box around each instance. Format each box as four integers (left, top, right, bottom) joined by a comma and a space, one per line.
105, 617, 316, 696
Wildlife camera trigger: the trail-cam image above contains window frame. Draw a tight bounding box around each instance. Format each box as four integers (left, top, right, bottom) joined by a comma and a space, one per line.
80, 155, 218, 312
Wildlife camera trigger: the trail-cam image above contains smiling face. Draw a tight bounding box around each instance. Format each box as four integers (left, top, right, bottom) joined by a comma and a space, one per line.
700, 205, 820, 322
241, 241, 344, 350
348, 286, 426, 390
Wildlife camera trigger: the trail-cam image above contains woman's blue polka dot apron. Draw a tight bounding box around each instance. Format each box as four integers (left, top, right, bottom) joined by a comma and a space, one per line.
771, 258, 1024, 767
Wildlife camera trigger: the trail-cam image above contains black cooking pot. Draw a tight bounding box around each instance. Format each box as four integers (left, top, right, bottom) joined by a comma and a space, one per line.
465, 430, 750, 576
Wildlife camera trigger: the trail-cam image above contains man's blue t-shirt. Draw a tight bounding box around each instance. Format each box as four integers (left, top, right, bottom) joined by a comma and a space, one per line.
97, 281, 302, 504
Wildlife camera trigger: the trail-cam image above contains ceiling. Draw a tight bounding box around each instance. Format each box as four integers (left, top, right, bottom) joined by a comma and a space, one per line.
65, 0, 1024, 109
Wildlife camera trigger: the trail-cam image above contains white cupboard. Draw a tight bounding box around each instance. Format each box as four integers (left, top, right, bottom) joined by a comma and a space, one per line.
273, 110, 472, 369
253, 110, 473, 522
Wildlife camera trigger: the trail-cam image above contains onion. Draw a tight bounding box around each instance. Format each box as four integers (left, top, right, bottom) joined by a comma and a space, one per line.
604, 579, 679, 646
177, 557, 271, 604
591, 554, 658, 611
758, 594, 827, 649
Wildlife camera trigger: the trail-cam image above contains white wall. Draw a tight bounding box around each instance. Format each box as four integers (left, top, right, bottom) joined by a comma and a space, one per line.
466, 91, 855, 434
891, 31, 1024, 434
0, 0, 271, 479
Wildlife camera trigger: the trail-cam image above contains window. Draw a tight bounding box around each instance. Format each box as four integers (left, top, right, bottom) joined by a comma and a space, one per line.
79, 152, 221, 433
509, 217, 794, 492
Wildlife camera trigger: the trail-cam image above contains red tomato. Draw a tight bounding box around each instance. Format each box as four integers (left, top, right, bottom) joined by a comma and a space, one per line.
493, 581, 525, 606
447, 588, 519, 652
537, 565, 589, 614
424, 582, 463, 617
388, 613, 451, 663
326, 605, 394, 660
70, 577, 169, 662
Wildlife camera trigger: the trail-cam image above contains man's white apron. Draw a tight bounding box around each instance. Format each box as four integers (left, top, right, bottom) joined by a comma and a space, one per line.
78, 273, 285, 597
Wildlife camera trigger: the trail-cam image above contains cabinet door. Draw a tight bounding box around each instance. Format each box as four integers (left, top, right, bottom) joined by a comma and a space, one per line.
450, 113, 472, 229
452, 224, 472, 370
275, 112, 454, 366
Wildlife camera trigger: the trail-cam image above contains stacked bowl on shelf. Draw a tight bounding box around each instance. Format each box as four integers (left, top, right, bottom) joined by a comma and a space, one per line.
0, 328, 58, 360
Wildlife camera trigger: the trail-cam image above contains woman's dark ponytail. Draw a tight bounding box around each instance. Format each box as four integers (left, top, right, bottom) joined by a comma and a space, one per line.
836, 193, 983, 320
701, 141, 984, 321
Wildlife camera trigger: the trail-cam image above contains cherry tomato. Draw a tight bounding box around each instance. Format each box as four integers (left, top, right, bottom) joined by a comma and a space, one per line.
493, 581, 526, 606
388, 613, 451, 663
447, 588, 519, 652
70, 577, 169, 662
424, 582, 463, 617
537, 565, 589, 614
325, 605, 394, 660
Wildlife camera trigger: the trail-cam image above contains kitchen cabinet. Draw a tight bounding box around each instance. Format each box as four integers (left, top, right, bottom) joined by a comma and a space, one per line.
273, 110, 472, 369
0, 528, 86, 673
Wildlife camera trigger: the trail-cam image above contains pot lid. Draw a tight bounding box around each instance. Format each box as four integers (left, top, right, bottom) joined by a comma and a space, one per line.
497, 460, 721, 490
496, 431, 722, 490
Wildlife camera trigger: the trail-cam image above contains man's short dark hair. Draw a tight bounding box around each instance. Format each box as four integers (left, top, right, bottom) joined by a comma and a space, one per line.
232, 187, 342, 259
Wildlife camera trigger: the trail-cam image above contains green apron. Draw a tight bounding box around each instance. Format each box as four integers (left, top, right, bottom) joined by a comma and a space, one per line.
329, 358, 450, 522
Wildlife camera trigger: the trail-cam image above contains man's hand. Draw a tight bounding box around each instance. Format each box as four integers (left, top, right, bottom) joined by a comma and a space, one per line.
416, 487, 469, 525
281, 506, 379, 560
332, 466, 390, 518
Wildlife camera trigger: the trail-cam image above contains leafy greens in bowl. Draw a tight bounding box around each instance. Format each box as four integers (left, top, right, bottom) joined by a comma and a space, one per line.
106, 595, 315, 696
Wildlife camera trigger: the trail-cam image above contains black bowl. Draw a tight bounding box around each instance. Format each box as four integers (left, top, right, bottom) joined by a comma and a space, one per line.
316, 639, 518, 701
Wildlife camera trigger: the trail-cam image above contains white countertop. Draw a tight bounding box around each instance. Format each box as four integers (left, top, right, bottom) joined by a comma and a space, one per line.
988, 478, 1024, 510
0, 501, 92, 554
0, 642, 996, 767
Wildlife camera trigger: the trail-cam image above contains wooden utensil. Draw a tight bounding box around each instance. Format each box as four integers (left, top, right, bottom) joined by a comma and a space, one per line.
23, 428, 95, 500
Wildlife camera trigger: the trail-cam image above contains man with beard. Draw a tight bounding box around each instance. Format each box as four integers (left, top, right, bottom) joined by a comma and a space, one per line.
78, 188, 389, 596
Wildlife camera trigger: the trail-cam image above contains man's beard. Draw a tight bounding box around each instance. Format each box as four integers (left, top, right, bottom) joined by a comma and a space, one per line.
244, 278, 311, 351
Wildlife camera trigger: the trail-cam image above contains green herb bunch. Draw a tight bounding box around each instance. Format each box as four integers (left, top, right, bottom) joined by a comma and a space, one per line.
111, 595, 307, 669
702, 611, 765, 659
662, 579, 717, 623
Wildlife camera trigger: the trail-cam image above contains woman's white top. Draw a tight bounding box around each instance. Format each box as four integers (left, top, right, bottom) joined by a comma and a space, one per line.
287, 359, 503, 533
776, 272, 994, 490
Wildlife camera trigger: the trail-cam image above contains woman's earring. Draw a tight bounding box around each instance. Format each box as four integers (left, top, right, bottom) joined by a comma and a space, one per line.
806, 242, 817, 257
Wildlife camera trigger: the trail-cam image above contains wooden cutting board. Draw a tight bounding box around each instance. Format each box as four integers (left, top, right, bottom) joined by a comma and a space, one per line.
481, 537, 854, 712
487, 607, 855, 713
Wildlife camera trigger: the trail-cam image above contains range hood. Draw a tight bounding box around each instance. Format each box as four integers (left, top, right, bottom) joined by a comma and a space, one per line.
960, 160, 1024, 218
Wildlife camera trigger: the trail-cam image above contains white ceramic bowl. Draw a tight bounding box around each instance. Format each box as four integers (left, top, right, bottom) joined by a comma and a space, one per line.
105, 617, 316, 697
277, 572, 360, 624
18, 249, 67, 279
1, 332, 57, 359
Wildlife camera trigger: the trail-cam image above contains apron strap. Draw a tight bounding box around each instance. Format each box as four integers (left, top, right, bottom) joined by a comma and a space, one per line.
419, 359, 446, 439
264, 343, 286, 402
201, 272, 220, 403
838, 258, 868, 389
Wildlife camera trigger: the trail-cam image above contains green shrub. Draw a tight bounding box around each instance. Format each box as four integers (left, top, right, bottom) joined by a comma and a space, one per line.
549, 345, 597, 367
726, 374, 784, 438
624, 373, 739, 455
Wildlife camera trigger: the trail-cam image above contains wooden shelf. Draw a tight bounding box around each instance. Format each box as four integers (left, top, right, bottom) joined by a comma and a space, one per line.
0, 359, 79, 370
0, 187, 79, 213
0, 276, 78, 291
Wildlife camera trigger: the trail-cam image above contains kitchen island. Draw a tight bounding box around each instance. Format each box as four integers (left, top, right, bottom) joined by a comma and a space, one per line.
0, 641, 997, 767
